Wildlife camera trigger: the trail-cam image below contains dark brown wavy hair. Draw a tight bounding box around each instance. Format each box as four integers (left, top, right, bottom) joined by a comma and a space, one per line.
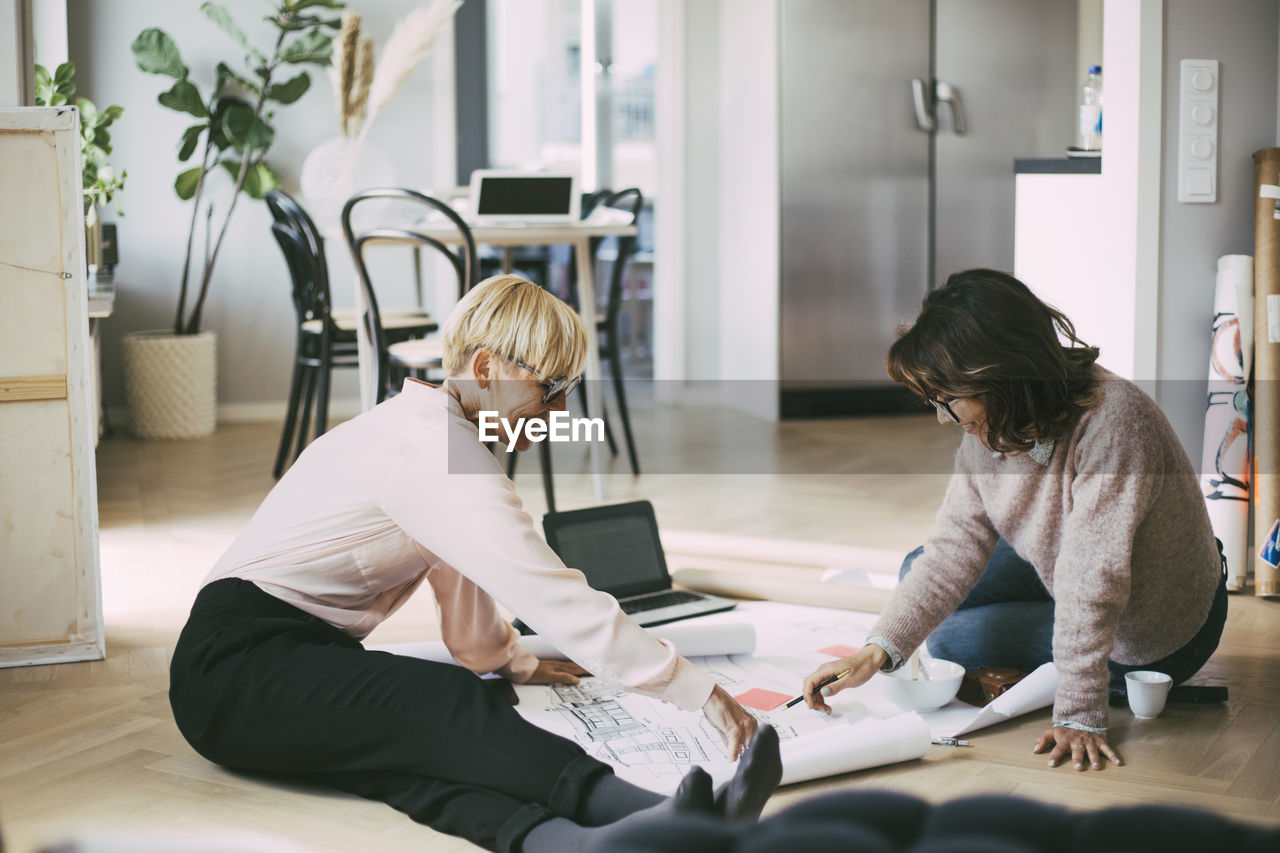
886, 269, 1101, 454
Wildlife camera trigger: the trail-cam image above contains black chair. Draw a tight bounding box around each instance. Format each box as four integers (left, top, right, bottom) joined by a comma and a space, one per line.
340, 188, 477, 404
505, 188, 644, 509
264, 191, 437, 478
583, 187, 644, 475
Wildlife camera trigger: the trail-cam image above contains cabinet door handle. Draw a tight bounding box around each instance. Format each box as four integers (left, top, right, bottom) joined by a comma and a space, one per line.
935, 80, 967, 135
911, 78, 935, 133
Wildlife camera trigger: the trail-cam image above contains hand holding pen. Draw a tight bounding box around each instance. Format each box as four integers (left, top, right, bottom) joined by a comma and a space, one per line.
795, 645, 890, 713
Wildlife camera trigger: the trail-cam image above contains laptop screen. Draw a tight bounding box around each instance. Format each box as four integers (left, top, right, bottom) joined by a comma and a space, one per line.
543, 502, 670, 598
475, 175, 575, 218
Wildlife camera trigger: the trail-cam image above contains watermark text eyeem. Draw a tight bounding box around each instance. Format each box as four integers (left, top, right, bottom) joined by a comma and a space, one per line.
478, 411, 605, 451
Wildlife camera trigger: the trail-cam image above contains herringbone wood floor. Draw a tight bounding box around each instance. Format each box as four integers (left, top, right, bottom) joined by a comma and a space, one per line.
3, 407, 1278, 852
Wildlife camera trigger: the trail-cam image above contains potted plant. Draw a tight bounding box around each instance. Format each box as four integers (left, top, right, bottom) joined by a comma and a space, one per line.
33, 61, 126, 275
122, 0, 342, 440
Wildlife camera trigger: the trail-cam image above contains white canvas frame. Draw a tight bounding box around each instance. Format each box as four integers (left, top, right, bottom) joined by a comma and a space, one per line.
0, 107, 104, 667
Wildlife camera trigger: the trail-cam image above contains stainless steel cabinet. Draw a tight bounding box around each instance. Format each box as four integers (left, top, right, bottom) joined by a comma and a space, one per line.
780, 0, 1076, 414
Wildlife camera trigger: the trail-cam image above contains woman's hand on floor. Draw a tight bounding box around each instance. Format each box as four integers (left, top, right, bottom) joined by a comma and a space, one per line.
800, 645, 887, 712
1033, 726, 1123, 771
525, 659, 590, 685
702, 684, 759, 761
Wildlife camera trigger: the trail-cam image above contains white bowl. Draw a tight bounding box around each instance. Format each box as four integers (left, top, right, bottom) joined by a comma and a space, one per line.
878, 659, 965, 712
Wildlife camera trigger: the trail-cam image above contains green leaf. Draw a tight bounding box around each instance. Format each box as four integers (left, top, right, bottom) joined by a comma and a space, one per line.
157, 80, 208, 117
175, 166, 204, 200
286, 0, 345, 11
33, 64, 52, 104
133, 28, 188, 78
215, 61, 261, 94
101, 105, 125, 123
91, 127, 112, 153
208, 96, 247, 150
56, 80, 76, 100
201, 3, 266, 63
246, 161, 282, 199
49, 91, 68, 107
76, 97, 98, 125
220, 102, 273, 150
274, 12, 342, 32
54, 61, 75, 85
279, 31, 332, 65
267, 72, 310, 104
178, 124, 206, 161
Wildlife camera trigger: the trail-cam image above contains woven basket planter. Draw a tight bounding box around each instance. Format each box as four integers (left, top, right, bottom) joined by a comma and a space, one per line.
122, 330, 217, 440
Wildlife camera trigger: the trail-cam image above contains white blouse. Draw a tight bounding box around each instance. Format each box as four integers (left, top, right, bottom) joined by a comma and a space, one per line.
204, 380, 715, 711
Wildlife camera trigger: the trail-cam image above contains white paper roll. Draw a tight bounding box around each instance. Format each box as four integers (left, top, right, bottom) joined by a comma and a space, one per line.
520, 621, 758, 661
369, 621, 758, 669
1200, 255, 1253, 591
779, 712, 931, 786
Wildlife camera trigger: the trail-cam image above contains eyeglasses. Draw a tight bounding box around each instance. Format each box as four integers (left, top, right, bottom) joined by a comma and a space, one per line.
928, 396, 961, 424
502, 353, 582, 404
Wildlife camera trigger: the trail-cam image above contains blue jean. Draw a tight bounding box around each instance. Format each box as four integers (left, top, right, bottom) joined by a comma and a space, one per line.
901, 539, 1228, 689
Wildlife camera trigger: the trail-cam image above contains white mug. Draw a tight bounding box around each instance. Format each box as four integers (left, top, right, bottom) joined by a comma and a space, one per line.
1125, 670, 1173, 719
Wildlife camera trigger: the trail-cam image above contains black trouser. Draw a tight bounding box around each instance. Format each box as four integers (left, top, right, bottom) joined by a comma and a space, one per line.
169, 578, 612, 852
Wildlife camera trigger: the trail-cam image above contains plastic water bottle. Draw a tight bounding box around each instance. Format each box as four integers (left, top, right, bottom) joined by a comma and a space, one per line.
1078, 65, 1103, 151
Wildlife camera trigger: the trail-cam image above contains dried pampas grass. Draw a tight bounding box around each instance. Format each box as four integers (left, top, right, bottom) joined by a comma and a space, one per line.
344, 36, 375, 136
355, 0, 463, 145
330, 11, 363, 137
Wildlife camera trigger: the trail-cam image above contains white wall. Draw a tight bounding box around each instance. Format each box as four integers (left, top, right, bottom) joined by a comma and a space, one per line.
678, 0, 722, 381
1, 0, 28, 106
716, 0, 778, 419
1157, 0, 1279, 460
67, 0, 455, 415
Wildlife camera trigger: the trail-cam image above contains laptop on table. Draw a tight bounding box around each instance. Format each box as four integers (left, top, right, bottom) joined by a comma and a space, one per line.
467, 170, 580, 225
512, 500, 736, 635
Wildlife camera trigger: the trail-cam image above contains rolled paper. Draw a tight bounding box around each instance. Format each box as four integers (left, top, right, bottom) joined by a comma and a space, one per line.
779, 712, 931, 785
519, 620, 758, 660
368, 621, 758, 667
672, 567, 893, 614
1200, 255, 1253, 591
1252, 148, 1280, 597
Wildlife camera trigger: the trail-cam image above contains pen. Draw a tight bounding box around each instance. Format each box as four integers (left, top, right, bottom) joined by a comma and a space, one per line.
931, 737, 971, 747
784, 669, 852, 709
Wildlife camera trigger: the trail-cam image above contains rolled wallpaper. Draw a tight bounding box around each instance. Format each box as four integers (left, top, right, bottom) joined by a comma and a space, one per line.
1200, 255, 1252, 592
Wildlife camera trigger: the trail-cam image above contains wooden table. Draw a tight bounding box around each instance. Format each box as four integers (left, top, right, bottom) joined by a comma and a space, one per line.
327, 216, 638, 501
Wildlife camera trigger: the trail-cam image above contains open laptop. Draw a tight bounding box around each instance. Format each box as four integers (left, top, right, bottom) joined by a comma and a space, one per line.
466, 170, 580, 225
512, 500, 736, 635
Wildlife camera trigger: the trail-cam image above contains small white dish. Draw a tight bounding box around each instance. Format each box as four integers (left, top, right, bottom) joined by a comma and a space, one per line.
879, 659, 965, 712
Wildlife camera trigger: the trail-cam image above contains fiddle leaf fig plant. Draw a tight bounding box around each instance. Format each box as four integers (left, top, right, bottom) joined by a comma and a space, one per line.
34, 61, 127, 227
132, 0, 343, 335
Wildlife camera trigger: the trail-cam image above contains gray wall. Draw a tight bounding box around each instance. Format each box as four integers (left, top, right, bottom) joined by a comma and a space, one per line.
68, 0, 450, 414
1159, 0, 1279, 461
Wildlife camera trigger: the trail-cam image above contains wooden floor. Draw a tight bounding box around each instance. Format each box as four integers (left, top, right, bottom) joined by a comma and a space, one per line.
3, 405, 1279, 851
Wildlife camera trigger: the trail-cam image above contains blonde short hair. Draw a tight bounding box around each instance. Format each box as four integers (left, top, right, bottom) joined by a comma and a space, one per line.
442, 274, 588, 380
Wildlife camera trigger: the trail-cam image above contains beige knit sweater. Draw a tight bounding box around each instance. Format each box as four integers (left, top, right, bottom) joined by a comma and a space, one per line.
869, 367, 1221, 729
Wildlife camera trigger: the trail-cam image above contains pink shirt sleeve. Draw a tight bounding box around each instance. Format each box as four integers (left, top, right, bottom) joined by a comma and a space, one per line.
382, 430, 715, 712
423, 559, 539, 682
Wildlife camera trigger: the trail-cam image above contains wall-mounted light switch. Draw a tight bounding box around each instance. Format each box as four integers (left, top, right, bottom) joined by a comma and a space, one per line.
1178, 59, 1219, 204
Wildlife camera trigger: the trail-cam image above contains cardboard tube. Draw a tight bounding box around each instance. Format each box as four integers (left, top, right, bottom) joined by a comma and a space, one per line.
672, 567, 892, 614
1253, 149, 1280, 598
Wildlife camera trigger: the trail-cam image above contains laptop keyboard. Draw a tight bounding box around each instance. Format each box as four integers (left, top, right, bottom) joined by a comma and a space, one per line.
620, 590, 703, 614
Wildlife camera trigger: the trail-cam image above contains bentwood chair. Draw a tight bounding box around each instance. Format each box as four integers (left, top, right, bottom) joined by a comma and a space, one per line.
506, 188, 644, 508
264, 191, 437, 478
583, 187, 644, 475
341, 188, 477, 404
